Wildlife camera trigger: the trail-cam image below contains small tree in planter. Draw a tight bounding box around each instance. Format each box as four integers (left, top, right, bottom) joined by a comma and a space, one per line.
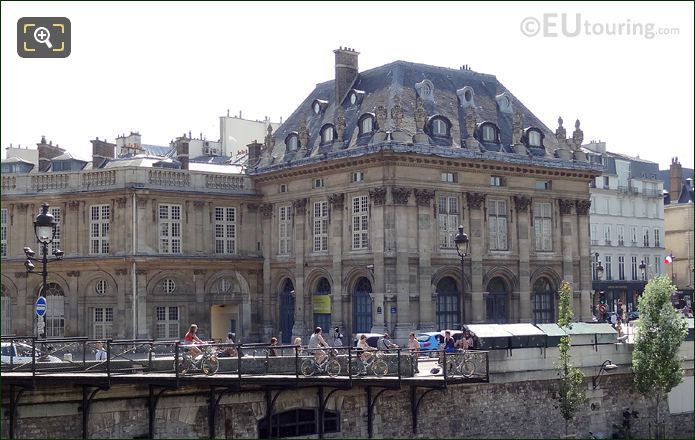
555, 280, 586, 437
633, 276, 688, 439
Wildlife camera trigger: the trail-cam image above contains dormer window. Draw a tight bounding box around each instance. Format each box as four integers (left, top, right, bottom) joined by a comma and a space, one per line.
286, 133, 299, 152
358, 113, 375, 136
429, 116, 451, 137
320, 124, 335, 145
313, 102, 321, 114
525, 128, 544, 148
479, 122, 500, 143
312, 99, 329, 115
348, 89, 365, 106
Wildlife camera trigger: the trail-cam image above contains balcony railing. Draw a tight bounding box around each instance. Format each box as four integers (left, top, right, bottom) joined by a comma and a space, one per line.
0, 167, 254, 196
618, 240, 625, 246
617, 186, 628, 193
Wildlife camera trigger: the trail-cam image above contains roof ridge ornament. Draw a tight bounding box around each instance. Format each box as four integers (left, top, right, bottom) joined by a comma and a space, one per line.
298, 114, 309, 150
512, 111, 527, 155
335, 107, 346, 143
390, 96, 403, 130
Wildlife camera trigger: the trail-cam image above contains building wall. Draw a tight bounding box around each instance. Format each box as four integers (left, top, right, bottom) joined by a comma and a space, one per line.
665, 203, 695, 291
220, 116, 281, 157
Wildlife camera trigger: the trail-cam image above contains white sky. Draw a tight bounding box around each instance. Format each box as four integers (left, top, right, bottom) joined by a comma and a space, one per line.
1, 1, 693, 169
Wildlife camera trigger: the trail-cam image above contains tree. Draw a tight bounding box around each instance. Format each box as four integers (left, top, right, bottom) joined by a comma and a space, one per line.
632, 276, 688, 439
555, 280, 587, 437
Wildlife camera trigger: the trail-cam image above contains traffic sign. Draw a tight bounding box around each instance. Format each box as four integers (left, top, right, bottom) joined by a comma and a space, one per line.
35, 296, 47, 317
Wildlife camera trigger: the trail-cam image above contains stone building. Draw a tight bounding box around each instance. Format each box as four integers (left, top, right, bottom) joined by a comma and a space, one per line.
583, 141, 665, 314
0, 48, 601, 343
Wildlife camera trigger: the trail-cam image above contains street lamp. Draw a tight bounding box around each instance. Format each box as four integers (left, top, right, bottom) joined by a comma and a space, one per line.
592, 359, 618, 389
24, 202, 63, 338
454, 225, 470, 327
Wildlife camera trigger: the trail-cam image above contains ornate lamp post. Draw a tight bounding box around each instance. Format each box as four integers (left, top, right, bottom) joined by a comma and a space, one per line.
24, 203, 63, 338
592, 359, 618, 389
454, 225, 470, 327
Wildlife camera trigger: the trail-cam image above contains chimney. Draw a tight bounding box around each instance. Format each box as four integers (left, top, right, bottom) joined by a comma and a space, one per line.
670, 157, 682, 202
334, 47, 359, 105
37, 136, 65, 172
176, 138, 190, 170
91, 138, 116, 169
247, 140, 262, 167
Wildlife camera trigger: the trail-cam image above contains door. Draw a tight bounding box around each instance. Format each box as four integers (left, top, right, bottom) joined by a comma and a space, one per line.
279, 280, 295, 344
352, 278, 372, 334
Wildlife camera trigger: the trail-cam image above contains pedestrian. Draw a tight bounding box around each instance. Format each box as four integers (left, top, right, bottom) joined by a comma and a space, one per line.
407, 332, 420, 374
269, 337, 279, 356
293, 337, 303, 356
332, 327, 343, 347
95, 342, 107, 361
439, 330, 455, 365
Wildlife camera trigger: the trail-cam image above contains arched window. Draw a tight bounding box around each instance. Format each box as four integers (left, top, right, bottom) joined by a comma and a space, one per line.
532, 277, 555, 324
429, 116, 451, 137
481, 123, 499, 143
285, 134, 299, 152
43, 282, 65, 337
313, 278, 331, 332
436, 277, 460, 331
321, 125, 335, 144
279, 279, 295, 344
1, 285, 10, 336
358, 114, 375, 136
352, 278, 372, 333
485, 277, 508, 324
216, 277, 240, 295
528, 129, 542, 147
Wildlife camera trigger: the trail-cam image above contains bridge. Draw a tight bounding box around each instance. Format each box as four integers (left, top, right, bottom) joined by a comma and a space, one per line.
1, 336, 489, 439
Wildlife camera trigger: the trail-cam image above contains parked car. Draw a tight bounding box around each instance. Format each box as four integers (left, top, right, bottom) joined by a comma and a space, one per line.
1, 342, 62, 364
417, 330, 465, 357
628, 311, 639, 321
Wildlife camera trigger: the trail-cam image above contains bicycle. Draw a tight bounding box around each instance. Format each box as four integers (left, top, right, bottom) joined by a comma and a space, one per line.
300, 349, 341, 377
350, 350, 388, 377
174, 344, 219, 376
444, 349, 476, 378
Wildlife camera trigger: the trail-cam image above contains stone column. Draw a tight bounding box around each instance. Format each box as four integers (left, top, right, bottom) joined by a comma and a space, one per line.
115, 268, 129, 339
66, 271, 80, 336
193, 201, 206, 254
467, 193, 486, 323
291, 198, 308, 338
392, 187, 413, 341
415, 190, 436, 332
259, 203, 274, 340
370, 187, 387, 334
514, 196, 533, 322
14, 273, 29, 335
136, 269, 148, 339
329, 194, 345, 331
577, 200, 592, 322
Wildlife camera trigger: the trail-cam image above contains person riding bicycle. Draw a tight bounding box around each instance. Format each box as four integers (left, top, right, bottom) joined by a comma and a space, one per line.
183, 324, 204, 358
308, 327, 330, 364
377, 333, 398, 351
357, 333, 377, 362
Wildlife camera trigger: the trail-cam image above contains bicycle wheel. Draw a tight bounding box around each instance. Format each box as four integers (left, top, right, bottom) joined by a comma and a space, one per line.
372, 359, 388, 377
461, 354, 475, 378
175, 355, 190, 375
349, 358, 363, 376
300, 359, 316, 376
445, 358, 459, 377
326, 359, 341, 377
202, 356, 219, 376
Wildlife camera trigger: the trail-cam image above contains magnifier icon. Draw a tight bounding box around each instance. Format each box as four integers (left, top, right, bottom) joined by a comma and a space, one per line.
33, 26, 53, 49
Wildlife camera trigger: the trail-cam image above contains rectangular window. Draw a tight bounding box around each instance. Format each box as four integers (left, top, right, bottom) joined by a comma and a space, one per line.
603, 176, 610, 189
654, 255, 661, 275
313, 178, 325, 189
631, 256, 638, 281
280, 184, 288, 193
535, 180, 551, 190
643, 256, 651, 281
654, 229, 660, 247
438, 195, 459, 248
441, 172, 457, 183
278, 205, 293, 255
490, 176, 504, 187
352, 196, 369, 250
155, 306, 179, 339
352, 171, 364, 183
159, 204, 181, 254
534, 202, 552, 251
214, 207, 236, 254
590, 224, 598, 245
50, 207, 61, 255
618, 256, 625, 281
1, 208, 7, 257
642, 227, 649, 247
313, 201, 329, 252
488, 200, 508, 251
604, 225, 612, 246
630, 226, 637, 246
93, 307, 114, 339
617, 225, 625, 246
533, 293, 554, 324
90, 205, 110, 255
45, 295, 65, 338
605, 256, 612, 281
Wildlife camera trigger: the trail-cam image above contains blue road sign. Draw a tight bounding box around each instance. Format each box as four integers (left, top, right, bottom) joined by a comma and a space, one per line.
35, 296, 47, 317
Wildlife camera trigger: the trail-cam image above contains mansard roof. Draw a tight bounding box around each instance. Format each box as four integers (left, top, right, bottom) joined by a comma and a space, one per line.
253, 60, 598, 174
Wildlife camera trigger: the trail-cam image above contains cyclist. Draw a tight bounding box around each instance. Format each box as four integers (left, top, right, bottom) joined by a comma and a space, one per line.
308, 327, 330, 365
183, 324, 204, 358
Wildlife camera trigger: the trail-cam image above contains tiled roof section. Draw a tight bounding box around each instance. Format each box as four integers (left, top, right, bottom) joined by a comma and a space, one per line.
256, 60, 581, 172
658, 168, 694, 192
141, 144, 175, 157
2, 156, 34, 164
676, 182, 694, 204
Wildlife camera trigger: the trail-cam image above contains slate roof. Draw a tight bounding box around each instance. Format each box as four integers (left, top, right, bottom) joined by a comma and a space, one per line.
658, 168, 694, 192
254, 60, 599, 174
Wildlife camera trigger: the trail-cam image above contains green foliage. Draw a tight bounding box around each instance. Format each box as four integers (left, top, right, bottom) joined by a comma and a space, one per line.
555, 281, 587, 429
633, 276, 688, 398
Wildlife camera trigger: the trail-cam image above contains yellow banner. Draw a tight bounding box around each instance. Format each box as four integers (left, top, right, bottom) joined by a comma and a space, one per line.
313, 295, 332, 314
